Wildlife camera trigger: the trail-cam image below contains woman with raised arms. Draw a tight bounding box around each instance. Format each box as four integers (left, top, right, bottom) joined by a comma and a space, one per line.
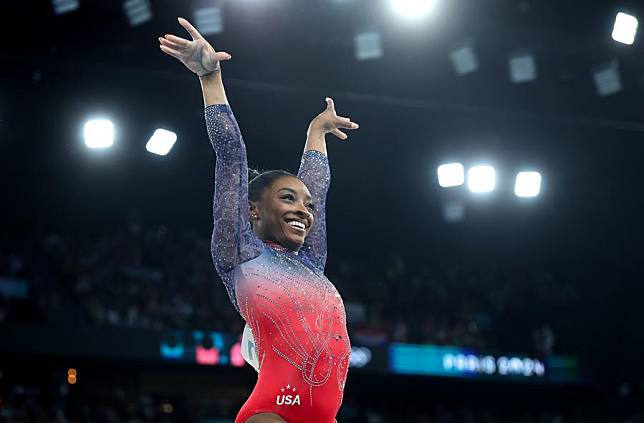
159, 18, 360, 423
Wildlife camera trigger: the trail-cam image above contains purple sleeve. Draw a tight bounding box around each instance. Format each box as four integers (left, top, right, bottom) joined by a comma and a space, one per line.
206, 104, 264, 308
297, 150, 331, 272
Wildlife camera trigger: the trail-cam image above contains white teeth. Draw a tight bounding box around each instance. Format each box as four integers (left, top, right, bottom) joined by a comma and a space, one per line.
287, 220, 305, 230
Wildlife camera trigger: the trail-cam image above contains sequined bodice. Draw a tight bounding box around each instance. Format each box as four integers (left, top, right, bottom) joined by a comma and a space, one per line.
237, 246, 350, 399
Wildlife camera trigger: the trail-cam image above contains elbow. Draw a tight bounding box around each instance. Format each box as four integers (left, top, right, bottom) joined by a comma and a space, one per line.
210, 245, 234, 275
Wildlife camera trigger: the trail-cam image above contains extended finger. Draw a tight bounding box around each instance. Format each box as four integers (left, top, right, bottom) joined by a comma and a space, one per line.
159, 37, 185, 50
178, 17, 202, 40
325, 97, 336, 112
214, 51, 233, 61
164, 34, 190, 47
159, 44, 182, 59
336, 116, 359, 129
331, 128, 348, 140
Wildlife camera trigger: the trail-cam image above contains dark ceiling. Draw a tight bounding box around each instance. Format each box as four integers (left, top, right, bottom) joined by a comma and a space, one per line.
3, 0, 643, 252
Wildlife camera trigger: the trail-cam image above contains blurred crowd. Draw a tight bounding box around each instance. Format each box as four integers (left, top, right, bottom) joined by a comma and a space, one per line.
0, 224, 582, 355
0, 225, 240, 334
334, 252, 572, 354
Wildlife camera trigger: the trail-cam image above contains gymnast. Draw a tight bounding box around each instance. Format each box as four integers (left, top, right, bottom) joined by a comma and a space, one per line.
159, 17, 359, 423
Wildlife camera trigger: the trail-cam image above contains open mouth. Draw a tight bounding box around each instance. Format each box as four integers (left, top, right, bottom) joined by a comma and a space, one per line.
284, 218, 306, 233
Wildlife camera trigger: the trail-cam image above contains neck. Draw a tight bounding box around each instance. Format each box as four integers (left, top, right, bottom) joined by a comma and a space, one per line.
263, 239, 298, 254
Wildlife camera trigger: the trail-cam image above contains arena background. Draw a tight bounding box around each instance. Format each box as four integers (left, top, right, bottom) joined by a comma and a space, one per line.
2, 0, 644, 421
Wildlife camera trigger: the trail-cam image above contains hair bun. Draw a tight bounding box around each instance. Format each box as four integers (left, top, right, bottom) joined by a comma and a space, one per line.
248, 168, 261, 182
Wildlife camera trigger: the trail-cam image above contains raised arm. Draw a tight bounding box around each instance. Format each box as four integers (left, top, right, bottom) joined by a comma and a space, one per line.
159, 18, 263, 308
298, 98, 359, 271
206, 103, 263, 276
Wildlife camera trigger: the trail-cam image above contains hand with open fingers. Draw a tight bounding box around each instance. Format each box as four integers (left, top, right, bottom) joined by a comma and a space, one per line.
308, 97, 360, 141
158, 17, 232, 77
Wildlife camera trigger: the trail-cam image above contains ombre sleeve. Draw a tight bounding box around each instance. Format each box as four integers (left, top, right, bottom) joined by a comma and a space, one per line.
297, 150, 331, 272
206, 104, 264, 309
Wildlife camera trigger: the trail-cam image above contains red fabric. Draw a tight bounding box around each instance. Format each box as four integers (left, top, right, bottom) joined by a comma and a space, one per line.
233, 248, 350, 423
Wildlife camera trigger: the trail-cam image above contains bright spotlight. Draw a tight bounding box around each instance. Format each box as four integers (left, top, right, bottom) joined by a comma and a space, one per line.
84, 119, 114, 149
612, 12, 638, 45
390, 0, 435, 18
514, 171, 541, 198
437, 163, 464, 187
146, 129, 177, 156
467, 166, 496, 193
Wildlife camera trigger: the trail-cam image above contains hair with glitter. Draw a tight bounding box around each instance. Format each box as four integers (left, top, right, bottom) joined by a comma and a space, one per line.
248, 169, 296, 202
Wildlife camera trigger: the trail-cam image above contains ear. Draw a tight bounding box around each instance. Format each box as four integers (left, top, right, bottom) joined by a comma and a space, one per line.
249, 202, 259, 220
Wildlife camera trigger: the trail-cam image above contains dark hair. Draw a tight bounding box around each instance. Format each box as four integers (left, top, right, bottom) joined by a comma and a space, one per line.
248, 169, 296, 202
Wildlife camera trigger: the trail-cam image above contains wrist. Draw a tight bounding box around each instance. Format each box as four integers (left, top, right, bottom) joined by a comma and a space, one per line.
307, 122, 325, 138
198, 66, 221, 80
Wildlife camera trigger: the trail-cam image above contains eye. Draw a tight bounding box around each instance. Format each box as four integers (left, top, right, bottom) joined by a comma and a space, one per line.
281, 194, 295, 202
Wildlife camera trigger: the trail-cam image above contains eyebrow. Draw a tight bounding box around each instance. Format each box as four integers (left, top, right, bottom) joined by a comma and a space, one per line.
277, 187, 312, 202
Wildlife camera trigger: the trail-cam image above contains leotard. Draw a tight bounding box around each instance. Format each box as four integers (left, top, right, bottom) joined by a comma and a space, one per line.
206, 104, 350, 423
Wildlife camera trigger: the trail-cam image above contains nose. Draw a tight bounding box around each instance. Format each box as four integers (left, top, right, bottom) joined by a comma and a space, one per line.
295, 203, 313, 220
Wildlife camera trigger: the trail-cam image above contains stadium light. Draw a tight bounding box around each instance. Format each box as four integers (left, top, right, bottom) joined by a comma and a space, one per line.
514, 171, 541, 198
508, 51, 537, 83
592, 61, 622, 96
52, 0, 79, 15
612, 12, 638, 45
449, 44, 478, 76
442, 200, 465, 223
194, 6, 224, 36
354, 32, 383, 61
467, 165, 496, 193
390, 0, 435, 19
437, 163, 464, 187
124, 0, 152, 27
146, 129, 177, 156
83, 119, 114, 149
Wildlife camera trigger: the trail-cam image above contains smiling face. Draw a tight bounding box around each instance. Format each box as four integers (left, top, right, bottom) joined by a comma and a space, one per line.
250, 176, 315, 251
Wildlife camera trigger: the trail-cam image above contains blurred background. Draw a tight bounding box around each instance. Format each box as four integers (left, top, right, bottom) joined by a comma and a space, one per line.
2, 0, 644, 421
